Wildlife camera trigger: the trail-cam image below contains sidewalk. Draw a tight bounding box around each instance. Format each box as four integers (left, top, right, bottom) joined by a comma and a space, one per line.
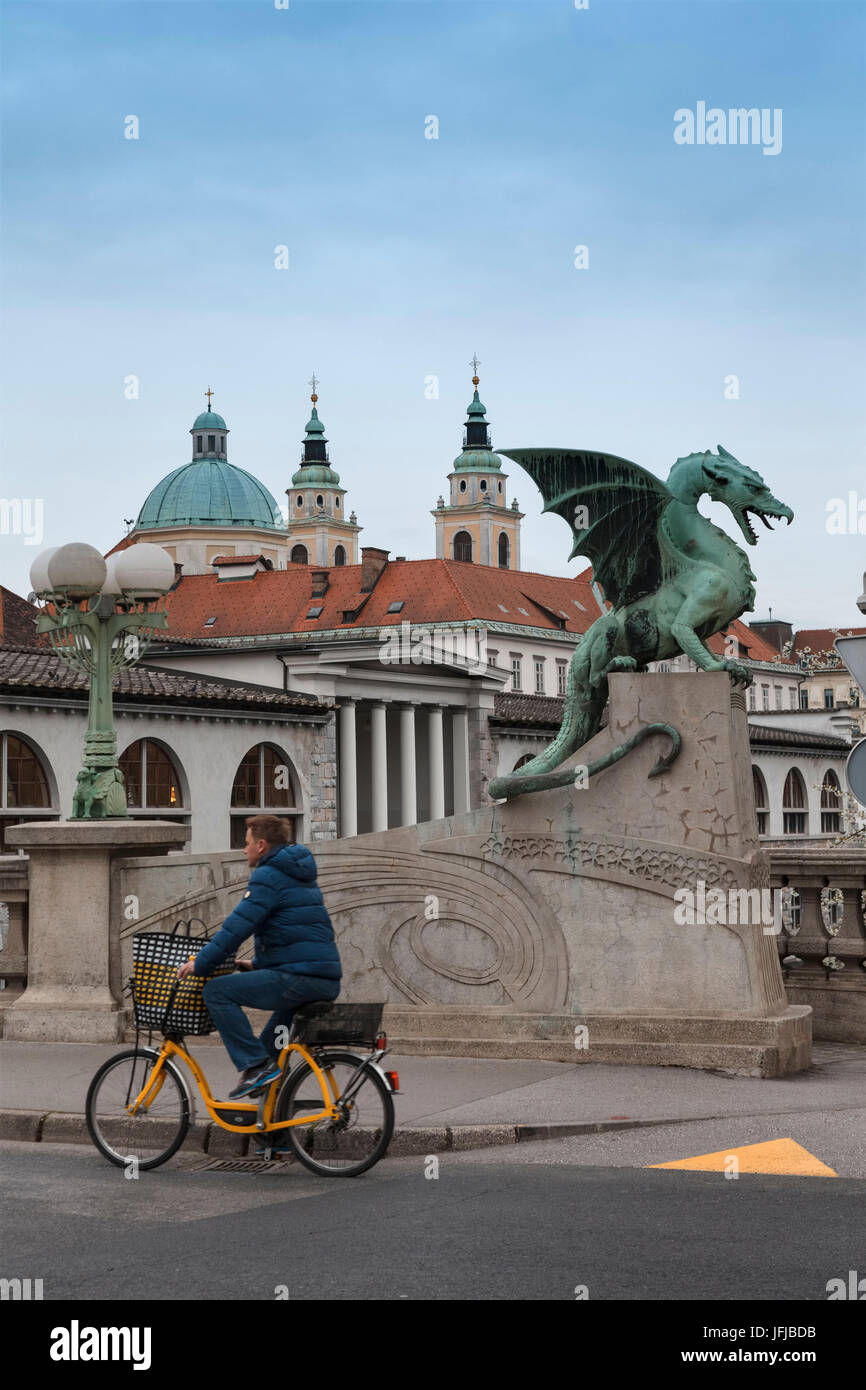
1, 1039, 864, 1156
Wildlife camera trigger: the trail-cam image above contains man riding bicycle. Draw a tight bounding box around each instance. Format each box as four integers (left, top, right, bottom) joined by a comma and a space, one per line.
177, 814, 341, 1100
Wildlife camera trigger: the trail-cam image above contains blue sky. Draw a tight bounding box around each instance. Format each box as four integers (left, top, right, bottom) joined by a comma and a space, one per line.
1, 0, 864, 626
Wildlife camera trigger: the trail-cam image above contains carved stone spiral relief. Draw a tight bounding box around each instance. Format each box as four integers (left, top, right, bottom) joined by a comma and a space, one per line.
316, 848, 569, 1011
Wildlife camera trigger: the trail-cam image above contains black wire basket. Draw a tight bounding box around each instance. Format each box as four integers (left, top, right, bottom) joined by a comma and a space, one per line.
131, 919, 235, 1036
291, 1002, 385, 1047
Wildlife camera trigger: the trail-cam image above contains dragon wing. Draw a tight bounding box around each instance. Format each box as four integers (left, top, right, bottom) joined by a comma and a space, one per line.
497, 448, 673, 609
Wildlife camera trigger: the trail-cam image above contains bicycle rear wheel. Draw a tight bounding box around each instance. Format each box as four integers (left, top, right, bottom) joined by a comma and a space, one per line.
274, 1050, 394, 1177
85, 1048, 190, 1170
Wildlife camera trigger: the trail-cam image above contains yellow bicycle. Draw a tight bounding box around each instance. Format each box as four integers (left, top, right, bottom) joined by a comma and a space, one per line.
85, 999, 398, 1177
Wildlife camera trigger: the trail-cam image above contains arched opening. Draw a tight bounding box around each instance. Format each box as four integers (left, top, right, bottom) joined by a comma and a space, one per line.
512, 753, 534, 771
119, 739, 186, 820
453, 531, 472, 563
333, 545, 346, 567
290, 544, 309, 565
752, 766, 769, 836
498, 531, 510, 568
782, 768, 808, 835
820, 770, 843, 834
230, 743, 300, 849
0, 732, 58, 851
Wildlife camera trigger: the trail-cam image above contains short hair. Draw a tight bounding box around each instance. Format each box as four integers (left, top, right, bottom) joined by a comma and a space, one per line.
245, 815, 292, 848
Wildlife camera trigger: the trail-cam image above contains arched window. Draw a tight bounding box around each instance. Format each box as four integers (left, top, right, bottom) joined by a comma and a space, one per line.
119, 740, 184, 814
291, 544, 308, 565
513, 754, 534, 771
230, 744, 299, 849
1, 732, 56, 851
498, 532, 510, 568
752, 766, 768, 836
316, 494, 324, 508
782, 768, 808, 835
333, 545, 346, 567
296, 495, 304, 509
459, 479, 467, 493
480, 479, 488, 492
820, 770, 843, 834
453, 531, 472, 562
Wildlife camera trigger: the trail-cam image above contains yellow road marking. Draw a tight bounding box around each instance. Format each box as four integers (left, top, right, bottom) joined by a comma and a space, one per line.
648, 1138, 837, 1177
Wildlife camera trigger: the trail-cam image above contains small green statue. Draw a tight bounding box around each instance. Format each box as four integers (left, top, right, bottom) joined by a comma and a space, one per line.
488, 444, 793, 800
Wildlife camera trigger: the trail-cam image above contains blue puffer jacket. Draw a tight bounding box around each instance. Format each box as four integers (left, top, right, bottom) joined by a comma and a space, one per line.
193, 843, 341, 980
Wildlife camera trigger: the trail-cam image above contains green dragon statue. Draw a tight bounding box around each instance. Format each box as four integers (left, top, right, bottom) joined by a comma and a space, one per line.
487, 444, 793, 800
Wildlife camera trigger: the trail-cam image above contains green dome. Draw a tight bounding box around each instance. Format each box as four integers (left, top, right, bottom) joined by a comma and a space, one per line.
291, 464, 341, 487
192, 410, 227, 430
453, 448, 502, 473
137, 459, 286, 531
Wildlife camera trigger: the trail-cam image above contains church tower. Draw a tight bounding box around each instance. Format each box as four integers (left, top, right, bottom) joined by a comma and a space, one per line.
432, 359, 523, 569
285, 378, 362, 566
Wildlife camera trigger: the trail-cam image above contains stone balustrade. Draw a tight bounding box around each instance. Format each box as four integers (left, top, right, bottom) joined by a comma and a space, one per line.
766, 841, 866, 1042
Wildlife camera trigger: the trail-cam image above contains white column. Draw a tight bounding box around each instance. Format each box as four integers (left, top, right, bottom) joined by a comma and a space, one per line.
338, 700, 357, 838
400, 704, 417, 826
370, 701, 388, 832
452, 707, 470, 814
428, 705, 445, 821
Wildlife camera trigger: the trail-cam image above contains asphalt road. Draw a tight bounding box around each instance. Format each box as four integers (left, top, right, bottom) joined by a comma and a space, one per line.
2, 1138, 863, 1302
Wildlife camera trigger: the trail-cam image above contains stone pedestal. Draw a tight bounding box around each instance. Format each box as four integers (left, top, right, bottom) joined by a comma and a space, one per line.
310, 672, 812, 1077
5, 820, 189, 1042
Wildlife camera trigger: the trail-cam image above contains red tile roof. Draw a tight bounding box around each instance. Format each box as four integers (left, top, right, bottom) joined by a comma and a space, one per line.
211, 554, 272, 566
0, 645, 327, 713
791, 627, 866, 659
0, 587, 46, 649
707, 619, 792, 664
156, 559, 603, 640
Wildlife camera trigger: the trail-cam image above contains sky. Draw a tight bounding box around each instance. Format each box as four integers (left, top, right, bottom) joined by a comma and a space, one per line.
1, 0, 864, 627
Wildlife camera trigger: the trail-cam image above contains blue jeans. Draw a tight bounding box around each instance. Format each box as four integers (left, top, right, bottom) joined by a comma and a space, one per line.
202, 969, 341, 1071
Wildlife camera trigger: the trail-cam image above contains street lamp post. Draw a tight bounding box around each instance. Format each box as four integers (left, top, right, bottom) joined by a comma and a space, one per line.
29, 541, 175, 819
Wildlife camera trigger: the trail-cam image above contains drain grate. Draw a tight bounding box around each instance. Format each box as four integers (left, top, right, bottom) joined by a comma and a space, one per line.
193, 1157, 294, 1173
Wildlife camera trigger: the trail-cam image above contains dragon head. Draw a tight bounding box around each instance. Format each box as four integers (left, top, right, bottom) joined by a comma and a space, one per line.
701, 445, 793, 546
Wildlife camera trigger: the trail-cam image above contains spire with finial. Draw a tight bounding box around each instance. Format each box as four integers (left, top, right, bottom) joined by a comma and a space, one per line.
464, 353, 492, 450
205, 386, 214, 410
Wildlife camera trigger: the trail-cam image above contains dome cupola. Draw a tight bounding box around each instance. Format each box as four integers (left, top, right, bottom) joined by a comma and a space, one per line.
191, 388, 229, 460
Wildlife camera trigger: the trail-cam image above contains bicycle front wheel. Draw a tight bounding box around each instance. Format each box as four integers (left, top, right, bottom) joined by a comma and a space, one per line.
85, 1048, 190, 1170
274, 1050, 394, 1177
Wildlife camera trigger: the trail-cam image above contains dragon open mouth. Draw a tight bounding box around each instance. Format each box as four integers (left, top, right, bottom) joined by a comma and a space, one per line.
739, 506, 793, 545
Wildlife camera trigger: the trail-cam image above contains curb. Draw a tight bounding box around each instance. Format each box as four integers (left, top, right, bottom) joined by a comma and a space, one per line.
0, 1108, 693, 1158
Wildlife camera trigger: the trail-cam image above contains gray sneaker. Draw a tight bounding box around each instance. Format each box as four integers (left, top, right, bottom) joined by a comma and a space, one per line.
228, 1061, 281, 1100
